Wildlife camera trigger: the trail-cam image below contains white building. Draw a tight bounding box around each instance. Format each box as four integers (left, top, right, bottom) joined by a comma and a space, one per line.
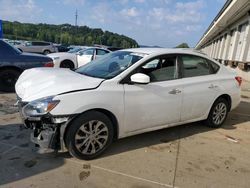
196, 0, 250, 81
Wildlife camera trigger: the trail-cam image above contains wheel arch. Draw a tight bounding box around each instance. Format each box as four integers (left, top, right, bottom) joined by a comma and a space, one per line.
63, 108, 119, 147
215, 94, 232, 111
205, 94, 232, 120
60, 59, 75, 69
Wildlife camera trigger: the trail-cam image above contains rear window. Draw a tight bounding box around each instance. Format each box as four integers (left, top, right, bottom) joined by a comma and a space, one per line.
0, 40, 20, 56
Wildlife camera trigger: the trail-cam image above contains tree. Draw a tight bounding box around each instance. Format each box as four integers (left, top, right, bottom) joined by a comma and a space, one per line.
2, 20, 139, 48
175, 43, 189, 48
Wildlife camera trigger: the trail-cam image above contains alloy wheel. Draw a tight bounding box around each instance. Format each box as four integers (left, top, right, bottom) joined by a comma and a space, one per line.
74, 120, 109, 155
212, 102, 227, 125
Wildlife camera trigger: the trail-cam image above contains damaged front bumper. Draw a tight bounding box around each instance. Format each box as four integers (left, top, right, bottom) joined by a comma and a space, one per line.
16, 99, 74, 153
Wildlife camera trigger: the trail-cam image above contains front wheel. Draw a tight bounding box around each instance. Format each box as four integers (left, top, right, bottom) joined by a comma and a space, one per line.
65, 111, 114, 160
205, 98, 229, 128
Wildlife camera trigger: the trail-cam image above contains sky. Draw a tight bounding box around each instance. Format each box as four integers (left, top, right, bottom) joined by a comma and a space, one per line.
0, 0, 226, 47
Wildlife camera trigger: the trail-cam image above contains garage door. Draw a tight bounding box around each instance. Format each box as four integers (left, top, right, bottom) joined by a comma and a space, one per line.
235, 23, 248, 61
228, 29, 236, 60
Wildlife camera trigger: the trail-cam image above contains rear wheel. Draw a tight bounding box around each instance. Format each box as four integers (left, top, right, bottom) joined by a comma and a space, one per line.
0, 69, 21, 92
205, 98, 229, 128
65, 111, 114, 160
60, 60, 75, 70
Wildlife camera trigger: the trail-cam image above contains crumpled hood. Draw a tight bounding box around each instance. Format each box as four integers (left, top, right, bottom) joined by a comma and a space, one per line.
15, 68, 104, 102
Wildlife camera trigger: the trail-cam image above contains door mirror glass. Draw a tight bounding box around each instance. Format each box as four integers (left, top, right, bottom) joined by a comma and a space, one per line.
130, 73, 150, 84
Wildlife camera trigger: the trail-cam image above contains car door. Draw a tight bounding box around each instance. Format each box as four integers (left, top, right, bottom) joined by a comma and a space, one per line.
123, 55, 183, 133
77, 48, 95, 67
29, 42, 40, 53
22, 42, 32, 52
179, 54, 220, 121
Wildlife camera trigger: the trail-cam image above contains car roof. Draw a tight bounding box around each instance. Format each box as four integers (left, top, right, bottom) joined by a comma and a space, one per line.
121, 48, 207, 57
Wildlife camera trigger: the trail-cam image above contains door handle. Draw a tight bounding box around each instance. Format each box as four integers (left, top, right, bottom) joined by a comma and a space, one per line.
208, 84, 218, 89
169, 89, 182, 94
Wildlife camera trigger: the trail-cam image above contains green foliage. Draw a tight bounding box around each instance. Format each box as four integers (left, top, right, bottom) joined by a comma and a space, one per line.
175, 43, 189, 48
2, 21, 139, 48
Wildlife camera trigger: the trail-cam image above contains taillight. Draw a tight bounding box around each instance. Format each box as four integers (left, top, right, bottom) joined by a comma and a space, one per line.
235, 76, 242, 86
44, 62, 54, 67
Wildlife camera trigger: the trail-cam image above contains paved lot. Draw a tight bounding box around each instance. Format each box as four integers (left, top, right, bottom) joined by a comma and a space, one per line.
0, 82, 250, 188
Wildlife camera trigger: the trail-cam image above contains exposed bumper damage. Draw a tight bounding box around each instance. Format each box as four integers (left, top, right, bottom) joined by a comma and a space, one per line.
17, 99, 73, 153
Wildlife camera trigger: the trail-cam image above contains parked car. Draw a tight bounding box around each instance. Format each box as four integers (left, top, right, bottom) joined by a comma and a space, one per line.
16, 41, 58, 55
0, 40, 53, 92
15, 48, 241, 160
47, 47, 110, 69
8, 40, 23, 46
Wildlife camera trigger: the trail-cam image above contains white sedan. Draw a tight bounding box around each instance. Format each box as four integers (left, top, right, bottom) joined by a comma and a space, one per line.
48, 47, 110, 69
15, 48, 241, 160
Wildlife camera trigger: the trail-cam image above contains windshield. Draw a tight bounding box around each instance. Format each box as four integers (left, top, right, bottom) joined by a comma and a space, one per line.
76, 51, 144, 79
68, 47, 84, 53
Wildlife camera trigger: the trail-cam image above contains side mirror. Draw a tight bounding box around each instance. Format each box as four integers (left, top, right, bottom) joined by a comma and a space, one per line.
130, 73, 150, 84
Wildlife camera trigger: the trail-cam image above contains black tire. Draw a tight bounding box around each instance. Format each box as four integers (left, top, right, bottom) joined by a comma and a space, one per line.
65, 111, 114, 160
60, 60, 75, 70
205, 98, 229, 128
43, 50, 51, 55
0, 69, 21, 92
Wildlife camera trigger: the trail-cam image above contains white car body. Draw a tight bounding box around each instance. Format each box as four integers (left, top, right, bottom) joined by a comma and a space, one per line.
48, 47, 110, 69
15, 48, 241, 159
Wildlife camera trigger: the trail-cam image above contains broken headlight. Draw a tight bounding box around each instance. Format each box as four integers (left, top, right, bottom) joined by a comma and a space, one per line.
23, 96, 60, 117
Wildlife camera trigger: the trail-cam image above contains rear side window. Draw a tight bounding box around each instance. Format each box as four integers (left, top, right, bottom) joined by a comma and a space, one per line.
180, 55, 216, 78
32, 42, 50, 46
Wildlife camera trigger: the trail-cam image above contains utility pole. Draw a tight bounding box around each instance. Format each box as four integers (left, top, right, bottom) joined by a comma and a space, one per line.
75, 9, 78, 27
75, 9, 78, 37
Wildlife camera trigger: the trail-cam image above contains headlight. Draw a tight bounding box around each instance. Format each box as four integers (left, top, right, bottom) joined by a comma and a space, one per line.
23, 96, 60, 117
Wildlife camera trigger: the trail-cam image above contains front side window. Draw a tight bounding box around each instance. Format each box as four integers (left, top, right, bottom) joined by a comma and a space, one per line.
96, 49, 109, 55
137, 56, 178, 82
79, 49, 94, 56
25, 42, 32, 46
68, 47, 83, 53
180, 55, 212, 78
31, 42, 39, 46
76, 51, 144, 79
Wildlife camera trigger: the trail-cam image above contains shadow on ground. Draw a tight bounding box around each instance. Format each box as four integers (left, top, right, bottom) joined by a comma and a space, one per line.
62, 101, 250, 159
0, 123, 65, 186
0, 100, 249, 186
